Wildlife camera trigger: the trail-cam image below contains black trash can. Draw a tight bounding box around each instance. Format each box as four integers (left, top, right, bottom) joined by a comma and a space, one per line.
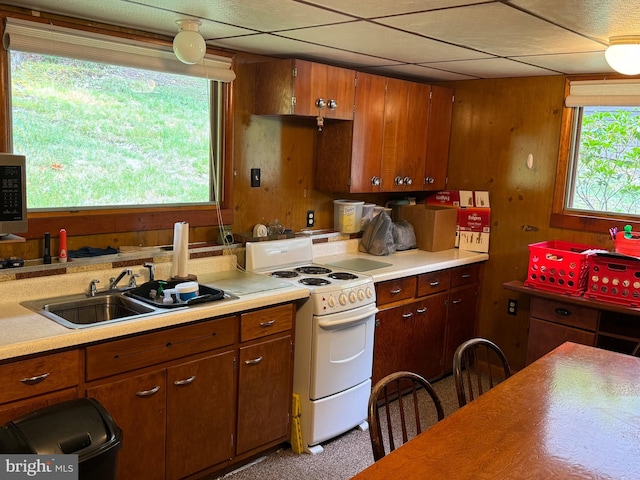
0, 398, 122, 480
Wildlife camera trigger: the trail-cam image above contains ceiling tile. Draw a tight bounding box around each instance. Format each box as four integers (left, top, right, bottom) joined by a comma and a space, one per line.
377, 3, 605, 56
299, 0, 487, 19
427, 57, 558, 78
365, 63, 477, 81
518, 51, 615, 75
279, 21, 493, 63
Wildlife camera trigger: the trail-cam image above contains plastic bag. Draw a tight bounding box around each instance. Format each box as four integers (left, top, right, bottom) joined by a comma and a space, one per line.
393, 220, 417, 251
359, 211, 396, 256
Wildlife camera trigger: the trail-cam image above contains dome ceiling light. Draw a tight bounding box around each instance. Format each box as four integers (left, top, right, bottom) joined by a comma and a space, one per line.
173, 19, 206, 65
605, 36, 640, 75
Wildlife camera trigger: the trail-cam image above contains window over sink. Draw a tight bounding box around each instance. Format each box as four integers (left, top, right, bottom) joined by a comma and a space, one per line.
2, 17, 235, 236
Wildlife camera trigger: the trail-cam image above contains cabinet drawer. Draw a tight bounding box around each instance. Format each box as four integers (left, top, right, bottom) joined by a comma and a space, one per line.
376, 276, 417, 306
417, 270, 451, 297
450, 264, 481, 288
86, 316, 237, 381
526, 317, 596, 365
0, 350, 80, 405
530, 297, 599, 331
241, 303, 294, 342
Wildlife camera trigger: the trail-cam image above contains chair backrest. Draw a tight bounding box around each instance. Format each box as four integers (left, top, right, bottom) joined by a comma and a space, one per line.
632, 342, 640, 357
453, 337, 512, 408
368, 371, 444, 461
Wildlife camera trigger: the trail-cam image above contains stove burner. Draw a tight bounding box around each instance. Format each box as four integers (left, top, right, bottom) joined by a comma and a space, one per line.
299, 277, 331, 286
271, 270, 299, 278
295, 266, 332, 275
328, 272, 358, 280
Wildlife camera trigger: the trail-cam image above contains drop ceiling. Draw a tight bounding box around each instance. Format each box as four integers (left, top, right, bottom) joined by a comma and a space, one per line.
3, 0, 639, 81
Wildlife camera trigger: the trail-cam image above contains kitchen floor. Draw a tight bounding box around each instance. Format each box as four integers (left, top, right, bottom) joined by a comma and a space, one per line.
215, 374, 460, 480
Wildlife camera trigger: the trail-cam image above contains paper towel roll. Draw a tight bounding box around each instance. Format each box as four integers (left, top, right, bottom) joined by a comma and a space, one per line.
171, 221, 189, 278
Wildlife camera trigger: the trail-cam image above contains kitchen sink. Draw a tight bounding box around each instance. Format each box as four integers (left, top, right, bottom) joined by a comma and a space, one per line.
22, 292, 166, 329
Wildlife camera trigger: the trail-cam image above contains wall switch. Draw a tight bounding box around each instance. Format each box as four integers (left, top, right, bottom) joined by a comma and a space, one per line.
251, 168, 260, 187
306, 210, 315, 228
507, 299, 518, 316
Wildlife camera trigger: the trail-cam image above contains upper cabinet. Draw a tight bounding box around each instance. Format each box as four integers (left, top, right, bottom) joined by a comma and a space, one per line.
315, 72, 454, 193
254, 59, 355, 120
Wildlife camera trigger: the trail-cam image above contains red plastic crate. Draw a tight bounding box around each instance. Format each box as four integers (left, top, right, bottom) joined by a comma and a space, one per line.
585, 253, 640, 306
524, 241, 598, 296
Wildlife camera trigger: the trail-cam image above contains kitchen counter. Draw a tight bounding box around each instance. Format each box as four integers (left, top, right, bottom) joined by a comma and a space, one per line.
313, 239, 488, 282
0, 266, 308, 361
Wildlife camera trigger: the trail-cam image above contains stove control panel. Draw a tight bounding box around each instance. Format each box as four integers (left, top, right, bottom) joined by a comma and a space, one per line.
313, 282, 375, 315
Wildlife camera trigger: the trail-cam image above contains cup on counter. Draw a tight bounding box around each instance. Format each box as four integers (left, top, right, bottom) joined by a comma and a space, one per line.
176, 281, 199, 301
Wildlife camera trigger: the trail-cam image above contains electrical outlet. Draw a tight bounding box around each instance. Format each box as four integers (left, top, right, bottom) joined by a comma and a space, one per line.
306, 210, 315, 228
507, 299, 518, 316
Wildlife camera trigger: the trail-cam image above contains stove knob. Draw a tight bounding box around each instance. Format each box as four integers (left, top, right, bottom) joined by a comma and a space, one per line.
339, 293, 348, 305
349, 291, 357, 303
357, 289, 365, 301
327, 296, 336, 308
365, 287, 373, 298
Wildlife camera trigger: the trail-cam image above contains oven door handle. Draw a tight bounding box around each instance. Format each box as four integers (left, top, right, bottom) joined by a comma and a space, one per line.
317, 305, 378, 330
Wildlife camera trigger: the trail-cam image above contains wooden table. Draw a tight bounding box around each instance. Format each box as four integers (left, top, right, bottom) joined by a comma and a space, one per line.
353, 342, 640, 479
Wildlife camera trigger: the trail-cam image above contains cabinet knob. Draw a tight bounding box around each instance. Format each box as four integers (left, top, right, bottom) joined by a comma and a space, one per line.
425, 176, 435, 184
371, 176, 381, 186
555, 308, 572, 316
394, 176, 404, 185
404, 176, 413, 185
328, 99, 338, 110
315, 98, 326, 109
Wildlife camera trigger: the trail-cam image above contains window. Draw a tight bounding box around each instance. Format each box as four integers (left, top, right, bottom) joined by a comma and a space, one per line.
3, 18, 235, 236
552, 78, 640, 233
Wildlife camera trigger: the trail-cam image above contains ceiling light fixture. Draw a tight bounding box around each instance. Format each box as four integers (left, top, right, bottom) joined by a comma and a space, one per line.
605, 36, 640, 75
173, 19, 206, 64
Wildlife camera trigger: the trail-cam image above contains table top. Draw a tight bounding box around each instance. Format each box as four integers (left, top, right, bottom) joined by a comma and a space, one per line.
353, 342, 640, 480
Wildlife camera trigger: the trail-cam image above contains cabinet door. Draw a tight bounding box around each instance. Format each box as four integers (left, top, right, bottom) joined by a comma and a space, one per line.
237, 335, 292, 455
166, 351, 235, 480
424, 85, 453, 190
372, 304, 414, 386
444, 284, 479, 370
413, 293, 448, 380
526, 317, 596, 365
325, 64, 355, 120
87, 370, 166, 480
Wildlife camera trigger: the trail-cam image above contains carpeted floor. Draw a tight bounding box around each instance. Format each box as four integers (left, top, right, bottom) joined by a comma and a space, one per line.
216, 374, 459, 480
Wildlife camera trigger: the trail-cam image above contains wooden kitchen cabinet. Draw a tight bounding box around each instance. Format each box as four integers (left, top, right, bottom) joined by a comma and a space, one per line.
315, 71, 453, 193
254, 59, 355, 120
373, 265, 480, 385
236, 303, 294, 457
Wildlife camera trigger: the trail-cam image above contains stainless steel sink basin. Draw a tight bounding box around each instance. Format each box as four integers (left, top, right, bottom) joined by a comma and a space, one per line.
22, 292, 165, 329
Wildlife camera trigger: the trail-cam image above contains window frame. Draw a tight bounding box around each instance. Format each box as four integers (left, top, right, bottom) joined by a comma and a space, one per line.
551, 75, 640, 234
0, 12, 234, 240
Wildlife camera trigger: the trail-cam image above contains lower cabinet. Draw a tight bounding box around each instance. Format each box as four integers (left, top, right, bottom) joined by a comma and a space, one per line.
373, 263, 482, 385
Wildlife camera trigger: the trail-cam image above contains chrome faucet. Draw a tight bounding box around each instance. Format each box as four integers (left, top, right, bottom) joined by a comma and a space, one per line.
144, 262, 155, 282
109, 268, 132, 290
88, 279, 100, 297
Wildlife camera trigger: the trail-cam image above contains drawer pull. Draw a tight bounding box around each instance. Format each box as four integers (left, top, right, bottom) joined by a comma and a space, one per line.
173, 375, 196, 386
429, 281, 440, 287
136, 385, 160, 397
452, 299, 463, 305
402, 312, 413, 319
245, 356, 263, 365
260, 319, 276, 328
555, 308, 572, 316
20, 372, 50, 385
390, 288, 402, 295
416, 307, 427, 314
461, 274, 472, 279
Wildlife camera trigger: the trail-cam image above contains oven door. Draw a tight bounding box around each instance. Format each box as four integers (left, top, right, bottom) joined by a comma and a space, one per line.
310, 303, 377, 400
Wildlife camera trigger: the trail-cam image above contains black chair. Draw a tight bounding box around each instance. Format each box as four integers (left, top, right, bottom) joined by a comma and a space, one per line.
367, 371, 444, 461
453, 337, 512, 408
631, 343, 640, 357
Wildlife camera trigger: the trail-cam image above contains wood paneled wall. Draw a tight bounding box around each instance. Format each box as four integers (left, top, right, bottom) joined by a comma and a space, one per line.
447, 76, 613, 368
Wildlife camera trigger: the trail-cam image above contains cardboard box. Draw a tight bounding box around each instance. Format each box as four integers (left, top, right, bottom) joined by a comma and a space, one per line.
396, 204, 458, 252
426, 190, 474, 208
457, 207, 491, 253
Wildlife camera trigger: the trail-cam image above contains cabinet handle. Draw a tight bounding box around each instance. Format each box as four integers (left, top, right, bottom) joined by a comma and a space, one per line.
328, 99, 338, 110
403, 176, 413, 186
416, 307, 427, 314
260, 319, 276, 328
245, 356, 263, 365
402, 312, 413, 319
452, 299, 463, 305
390, 288, 402, 295
315, 98, 326, 109
461, 274, 471, 279
371, 176, 381, 186
173, 375, 196, 386
394, 176, 404, 186
136, 385, 160, 397
20, 372, 50, 385
554, 308, 572, 316
425, 176, 435, 184
429, 281, 440, 287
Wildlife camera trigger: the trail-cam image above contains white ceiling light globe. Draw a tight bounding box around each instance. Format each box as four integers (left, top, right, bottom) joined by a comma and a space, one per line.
173, 20, 206, 64
605, 36, 640, 76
